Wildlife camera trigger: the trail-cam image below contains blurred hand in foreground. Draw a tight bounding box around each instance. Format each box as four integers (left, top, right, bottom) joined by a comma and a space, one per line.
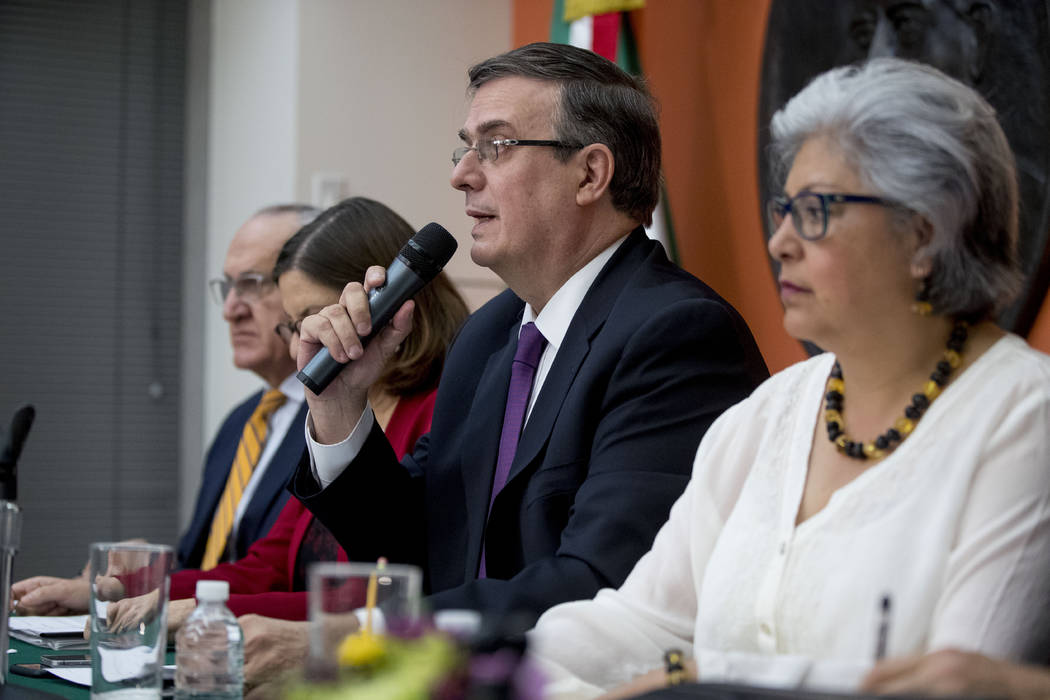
862, 649, 1050, 698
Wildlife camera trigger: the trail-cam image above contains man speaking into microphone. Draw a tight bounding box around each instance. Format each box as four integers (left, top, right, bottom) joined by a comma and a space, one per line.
291, 42, 768, 622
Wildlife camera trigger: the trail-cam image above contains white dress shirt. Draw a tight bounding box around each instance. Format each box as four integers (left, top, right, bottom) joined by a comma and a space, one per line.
529, 334, 1050, 697
306, 235, 629, 488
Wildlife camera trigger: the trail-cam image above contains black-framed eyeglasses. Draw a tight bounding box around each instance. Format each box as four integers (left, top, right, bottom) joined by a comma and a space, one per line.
208, 272, 274, 305
451, 138, 581, 166
766, 191, 903, 241
274, 319, 303, 343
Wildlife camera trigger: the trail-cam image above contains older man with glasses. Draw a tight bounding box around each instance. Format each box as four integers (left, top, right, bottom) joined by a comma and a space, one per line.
13, 204, 318, 616
184, 204, 319, 571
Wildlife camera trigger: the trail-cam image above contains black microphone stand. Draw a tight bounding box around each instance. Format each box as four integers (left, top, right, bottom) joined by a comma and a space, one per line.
0, 405, 32, 686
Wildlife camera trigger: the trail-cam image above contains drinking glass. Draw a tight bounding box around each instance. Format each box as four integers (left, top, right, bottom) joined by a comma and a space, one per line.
88, 542, 173, 700
0, 501, 19, 685
306, 561, 422, 675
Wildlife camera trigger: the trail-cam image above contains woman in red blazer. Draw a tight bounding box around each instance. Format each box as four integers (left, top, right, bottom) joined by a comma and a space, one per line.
163, 197, 468, 625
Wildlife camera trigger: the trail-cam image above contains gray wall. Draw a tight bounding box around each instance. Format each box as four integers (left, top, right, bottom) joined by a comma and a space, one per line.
1, 0, 514, 575
0, 0, 187, 574
190, 0, 511, 526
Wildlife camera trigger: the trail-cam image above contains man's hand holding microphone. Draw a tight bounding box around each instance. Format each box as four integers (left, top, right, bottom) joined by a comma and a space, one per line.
295, 222, 456, 445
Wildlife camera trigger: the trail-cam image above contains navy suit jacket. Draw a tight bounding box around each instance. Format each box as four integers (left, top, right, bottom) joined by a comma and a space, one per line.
293, 230, 768, 622
177, 391, 309, 569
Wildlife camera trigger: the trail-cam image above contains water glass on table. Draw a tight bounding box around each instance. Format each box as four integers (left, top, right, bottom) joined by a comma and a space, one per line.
88, 542, 173, 700
306, 560, 422, 676
0, 500, 20, 686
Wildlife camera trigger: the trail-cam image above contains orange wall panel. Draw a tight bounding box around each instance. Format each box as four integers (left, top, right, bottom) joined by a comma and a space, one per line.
514, 0, 553, 46
635, 0, 805, 371
510, 0, 1049, 369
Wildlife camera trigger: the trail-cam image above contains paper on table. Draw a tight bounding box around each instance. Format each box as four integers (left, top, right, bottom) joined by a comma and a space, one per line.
46, 663, 175, 688
8, 615, 90, 649
98, 644, 156, 683
47, 667, 91, 687
9, 615, 89, 634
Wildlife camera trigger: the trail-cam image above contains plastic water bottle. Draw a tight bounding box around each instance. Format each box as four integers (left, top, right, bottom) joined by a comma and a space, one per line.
175, 580, 244, 700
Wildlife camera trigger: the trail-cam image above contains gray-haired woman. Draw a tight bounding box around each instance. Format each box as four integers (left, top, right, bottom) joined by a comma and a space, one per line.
527, 57, 1050, 698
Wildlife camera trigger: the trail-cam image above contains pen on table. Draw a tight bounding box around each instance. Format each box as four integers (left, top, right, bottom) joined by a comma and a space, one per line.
875, 594, 892, 661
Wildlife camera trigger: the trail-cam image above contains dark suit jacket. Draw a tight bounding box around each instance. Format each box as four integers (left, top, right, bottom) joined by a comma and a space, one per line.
293, 230, 768, 622
177, 390, 309, 569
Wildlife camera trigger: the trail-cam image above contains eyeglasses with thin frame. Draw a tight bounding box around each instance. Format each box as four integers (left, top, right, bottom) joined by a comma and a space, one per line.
274, 319, 303, 343
766, 191, 904, 241
451, 138, 581, 166
208, 272, 274, 305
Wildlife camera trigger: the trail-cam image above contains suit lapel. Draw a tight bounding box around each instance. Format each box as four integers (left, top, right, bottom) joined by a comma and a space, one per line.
461, 317, 521, 578
179, 390, 262, 566
506, 325, 591, 484
183, 460, 228, 563
500, 229, 653, 491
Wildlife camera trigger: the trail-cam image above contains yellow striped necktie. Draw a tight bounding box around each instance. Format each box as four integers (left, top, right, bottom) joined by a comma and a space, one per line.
200, 388, 287, 570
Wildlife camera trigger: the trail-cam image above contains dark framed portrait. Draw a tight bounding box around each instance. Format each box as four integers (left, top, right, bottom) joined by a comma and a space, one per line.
758, 0, 1050, 335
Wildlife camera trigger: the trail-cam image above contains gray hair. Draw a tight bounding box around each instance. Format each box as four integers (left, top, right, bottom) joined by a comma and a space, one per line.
770, 57, 1022, 320
255, 203, 322, 227
468, 42, 661, 226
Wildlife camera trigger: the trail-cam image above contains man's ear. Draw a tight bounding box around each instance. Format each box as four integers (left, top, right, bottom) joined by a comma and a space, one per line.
576, 144, 614, 207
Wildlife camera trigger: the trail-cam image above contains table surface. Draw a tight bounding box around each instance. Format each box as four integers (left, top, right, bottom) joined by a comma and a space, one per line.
7, 638, 87, 700
5, 639, 989, 700
6, 638, 174, 700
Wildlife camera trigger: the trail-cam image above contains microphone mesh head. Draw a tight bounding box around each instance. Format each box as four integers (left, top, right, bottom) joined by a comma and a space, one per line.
400, 223, 458, 275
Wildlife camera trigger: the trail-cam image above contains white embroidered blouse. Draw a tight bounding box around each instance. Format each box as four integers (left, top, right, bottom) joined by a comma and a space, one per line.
530, 334, 1050, 697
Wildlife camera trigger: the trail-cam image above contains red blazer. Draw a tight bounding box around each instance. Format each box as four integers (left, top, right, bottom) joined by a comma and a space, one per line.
168, 389, 436, 619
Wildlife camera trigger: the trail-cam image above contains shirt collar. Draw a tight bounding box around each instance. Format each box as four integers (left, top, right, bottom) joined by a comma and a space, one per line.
521, 234, 629, 350
277, 372, 306, 403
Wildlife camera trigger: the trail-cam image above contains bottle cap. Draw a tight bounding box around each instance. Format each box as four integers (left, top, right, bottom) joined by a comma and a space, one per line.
195, 580, 230, 602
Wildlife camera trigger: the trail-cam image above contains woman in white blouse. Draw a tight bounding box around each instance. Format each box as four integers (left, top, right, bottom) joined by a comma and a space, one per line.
527, 57, 1050, 698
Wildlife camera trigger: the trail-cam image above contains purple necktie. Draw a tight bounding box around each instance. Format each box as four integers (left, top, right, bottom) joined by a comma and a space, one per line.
478, 322, 547, 578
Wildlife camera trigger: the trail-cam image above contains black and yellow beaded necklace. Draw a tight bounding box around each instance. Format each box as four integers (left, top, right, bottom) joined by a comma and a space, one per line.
824, 320, 969, 461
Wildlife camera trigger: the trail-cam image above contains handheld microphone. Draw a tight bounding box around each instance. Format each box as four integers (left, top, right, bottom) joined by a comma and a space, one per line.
297, 222, 458, 395
0, 404, 35, 501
